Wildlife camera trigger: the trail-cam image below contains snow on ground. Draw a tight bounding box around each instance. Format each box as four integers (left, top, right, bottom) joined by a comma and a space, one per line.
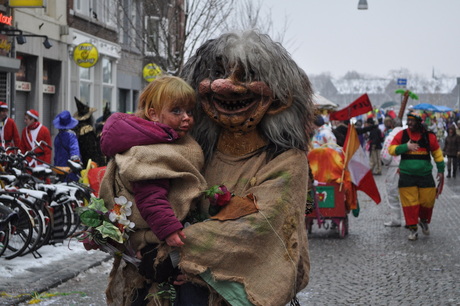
0, 239, 98, 277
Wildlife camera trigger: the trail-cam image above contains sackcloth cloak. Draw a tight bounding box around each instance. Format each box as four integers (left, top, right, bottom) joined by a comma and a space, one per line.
180, 148, 310, 306
99, 134, 207, 305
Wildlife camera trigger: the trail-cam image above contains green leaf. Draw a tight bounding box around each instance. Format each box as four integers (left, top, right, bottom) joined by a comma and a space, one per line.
80, 210, 103, 227
88, 197, 108, 213
96, 221, 124, 243
75, 206, 89, 215
395, 89, 406, 94
204, 185, 223, 197
409, 93, 419, 100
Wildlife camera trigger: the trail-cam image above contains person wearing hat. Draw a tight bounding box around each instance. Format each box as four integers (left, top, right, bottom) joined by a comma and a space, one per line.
19, 109, 52, 167
0, 101, 21, 152
312, 114, 337, 148
388, 111, 445, 241
53, 110, 81, 181
73, 97, 105, 167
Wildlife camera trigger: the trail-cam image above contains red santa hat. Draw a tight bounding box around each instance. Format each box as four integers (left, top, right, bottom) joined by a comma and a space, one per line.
0, 101, 8, 109
26, 109, 39, 120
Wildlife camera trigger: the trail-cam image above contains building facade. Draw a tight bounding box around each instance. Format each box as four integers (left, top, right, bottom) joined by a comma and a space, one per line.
1, 0, 181, 141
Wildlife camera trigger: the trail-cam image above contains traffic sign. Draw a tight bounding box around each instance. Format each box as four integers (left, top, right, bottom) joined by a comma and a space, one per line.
397, 78, 407, 86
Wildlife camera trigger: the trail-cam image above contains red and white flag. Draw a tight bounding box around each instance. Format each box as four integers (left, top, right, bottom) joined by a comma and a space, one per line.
343, 124, 381, 204
330, 93, 373, 121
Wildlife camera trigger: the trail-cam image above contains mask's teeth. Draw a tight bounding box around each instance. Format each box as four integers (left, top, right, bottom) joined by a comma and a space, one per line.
215, 98, 252, 110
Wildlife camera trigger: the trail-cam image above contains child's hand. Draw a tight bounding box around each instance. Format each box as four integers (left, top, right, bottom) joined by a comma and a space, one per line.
165, 230, 186, 247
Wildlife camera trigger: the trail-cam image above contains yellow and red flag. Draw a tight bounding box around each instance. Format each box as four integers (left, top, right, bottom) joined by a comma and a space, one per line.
343, 124, 381, 204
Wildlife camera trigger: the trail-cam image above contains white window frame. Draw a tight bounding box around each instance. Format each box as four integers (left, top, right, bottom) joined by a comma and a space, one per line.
145, 16, 166, 57
75, 0, 90, 16
102, 57, 115, 107
79, 66, 93, 105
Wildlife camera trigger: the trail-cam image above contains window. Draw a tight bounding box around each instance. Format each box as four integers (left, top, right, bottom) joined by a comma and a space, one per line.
79, 67, 92, 104
75, 0, 117, 27
102, 58, 114, 107
75, 0, 90, 15
145, 16, 166, 56
119, 0, 141, 49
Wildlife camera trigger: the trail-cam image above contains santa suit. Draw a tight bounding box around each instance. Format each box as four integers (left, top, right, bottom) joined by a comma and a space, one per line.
20, 123, 52, 166
0, 117, 21, 150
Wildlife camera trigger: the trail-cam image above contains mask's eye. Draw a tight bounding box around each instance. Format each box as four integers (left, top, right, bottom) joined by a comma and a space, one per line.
211, 57, 226, 79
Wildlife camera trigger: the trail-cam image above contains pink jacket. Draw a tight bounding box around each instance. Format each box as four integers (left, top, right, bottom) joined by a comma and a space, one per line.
101, 113, 183, 240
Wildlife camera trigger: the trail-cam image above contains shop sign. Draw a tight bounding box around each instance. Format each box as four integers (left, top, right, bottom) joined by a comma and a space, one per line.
9, 0, 46, 8
0, 13, 12, 26
73, 43, 99, 68
0, 37, 12, 54
43, 84, 55, 94
143, 63, 162, 82
16, 81, 31, 91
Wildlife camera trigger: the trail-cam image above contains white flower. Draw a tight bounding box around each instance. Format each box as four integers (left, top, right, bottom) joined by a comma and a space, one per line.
109, 196, 134, 229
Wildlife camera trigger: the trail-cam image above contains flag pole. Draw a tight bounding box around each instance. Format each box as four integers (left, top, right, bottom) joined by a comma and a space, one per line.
339, 123, 353, 192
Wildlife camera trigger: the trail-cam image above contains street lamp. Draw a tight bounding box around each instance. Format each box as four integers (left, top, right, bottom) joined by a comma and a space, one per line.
358, 0, 368, 10
0, 29, 53, 49
42, 37, 52, 49
16, 35, 26, 45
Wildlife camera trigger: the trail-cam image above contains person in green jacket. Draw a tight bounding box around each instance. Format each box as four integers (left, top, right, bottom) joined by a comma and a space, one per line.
388, 112, 445, 241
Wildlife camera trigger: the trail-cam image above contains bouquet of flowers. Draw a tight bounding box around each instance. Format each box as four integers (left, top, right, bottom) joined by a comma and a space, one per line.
204, 184, 233, 216
76, 196, 135, 250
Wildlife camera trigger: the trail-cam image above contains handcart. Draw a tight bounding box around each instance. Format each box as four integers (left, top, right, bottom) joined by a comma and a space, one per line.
306, 182, 349, 238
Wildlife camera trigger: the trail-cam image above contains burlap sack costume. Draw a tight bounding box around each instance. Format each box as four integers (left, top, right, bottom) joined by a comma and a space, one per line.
180, 148, 310, 306
99, 134, 207, 305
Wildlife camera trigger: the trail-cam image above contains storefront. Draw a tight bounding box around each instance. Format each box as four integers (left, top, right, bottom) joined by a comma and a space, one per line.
68, 29, 121, 120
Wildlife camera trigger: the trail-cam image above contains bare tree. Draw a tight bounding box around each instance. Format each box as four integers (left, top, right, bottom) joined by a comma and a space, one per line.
116, 0, 288, 76
223, 0, 288, 44
116, 0, 234, 75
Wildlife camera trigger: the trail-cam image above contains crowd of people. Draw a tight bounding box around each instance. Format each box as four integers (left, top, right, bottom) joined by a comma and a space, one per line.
311, 107, 460, 242
0, 99, 109, 182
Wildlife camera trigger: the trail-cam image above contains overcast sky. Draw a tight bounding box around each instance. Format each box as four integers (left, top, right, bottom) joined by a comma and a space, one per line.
261, 0, 460, 79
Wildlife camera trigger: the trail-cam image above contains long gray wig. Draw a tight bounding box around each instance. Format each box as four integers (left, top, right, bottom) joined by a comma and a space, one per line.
181, 30, 315, 161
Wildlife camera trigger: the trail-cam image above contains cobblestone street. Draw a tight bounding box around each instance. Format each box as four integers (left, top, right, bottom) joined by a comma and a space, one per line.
298, 168, 460, 305
4, 167, 460, 305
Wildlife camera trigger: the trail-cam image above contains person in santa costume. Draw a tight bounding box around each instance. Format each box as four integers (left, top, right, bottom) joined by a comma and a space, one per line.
0, 101, 21, 152
19, 109, 52, 167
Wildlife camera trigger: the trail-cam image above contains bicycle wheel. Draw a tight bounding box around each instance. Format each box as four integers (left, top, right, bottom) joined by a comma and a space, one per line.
62, 200, 81, 238
19, 197, 45, 255
34, 203, 53, 249
2, 198, 34, 259
0, 222, 10, 257
0, 203, 15, 257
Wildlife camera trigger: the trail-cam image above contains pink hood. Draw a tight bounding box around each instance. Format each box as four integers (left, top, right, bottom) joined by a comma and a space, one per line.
100, 112, 179, 157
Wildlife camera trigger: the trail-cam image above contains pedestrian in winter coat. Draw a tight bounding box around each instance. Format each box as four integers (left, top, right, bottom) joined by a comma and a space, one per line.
53, 110, 81, 181
443, 125, 460, 178
0, 101, 20, 152
20, 109, 52, 167
366, 117, 384, 175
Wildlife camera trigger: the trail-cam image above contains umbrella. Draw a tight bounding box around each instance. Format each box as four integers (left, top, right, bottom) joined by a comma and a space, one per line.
380, 101, 398, 109
435, 105, 453, 112
411, 103, 440, 112
313, 94, 338, 110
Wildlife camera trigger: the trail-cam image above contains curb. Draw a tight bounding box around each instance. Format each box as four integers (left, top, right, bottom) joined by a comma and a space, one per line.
2, 253, 111, 306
